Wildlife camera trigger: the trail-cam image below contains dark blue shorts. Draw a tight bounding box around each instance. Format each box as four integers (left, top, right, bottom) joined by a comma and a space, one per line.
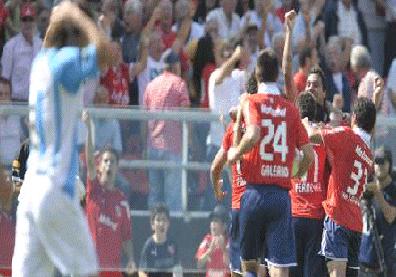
230, 209, 242, 273
290, 217, 326, 277
239, 185, 296, 267
320, 216, 361, 269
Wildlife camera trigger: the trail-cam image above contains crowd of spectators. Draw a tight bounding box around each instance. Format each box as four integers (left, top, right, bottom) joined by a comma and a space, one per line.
0, 0, 395, 212
1, 0, 396, 274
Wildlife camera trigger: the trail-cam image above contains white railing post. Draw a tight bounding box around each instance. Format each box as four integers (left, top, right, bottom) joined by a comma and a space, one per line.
181, 120, 189, 214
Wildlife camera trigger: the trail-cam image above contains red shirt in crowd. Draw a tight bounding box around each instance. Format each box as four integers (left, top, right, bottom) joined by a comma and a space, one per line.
143, 71, 190, 154
222, 122, 246, 210
195, 234, 229, 277
85, 178, 132, 274
0, 211, 15, 277
290, 144, 328, 219
241, 92, 309, 190
293, 71, 307, 95
100, 64, 130, 106
321, 126, 374, 232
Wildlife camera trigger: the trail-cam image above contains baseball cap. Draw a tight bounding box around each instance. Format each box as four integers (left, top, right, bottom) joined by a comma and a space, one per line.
209, 205, 229, 223
20, 3, 36, 19
374, 146, 392, 166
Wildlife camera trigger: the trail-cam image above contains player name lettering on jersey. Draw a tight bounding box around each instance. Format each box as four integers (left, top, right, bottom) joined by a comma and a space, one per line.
355, 145, 373, 167
261, 164, 289, 177
261, 104, 286, 117
98, 213, 118, 231
295, 182, 322, 193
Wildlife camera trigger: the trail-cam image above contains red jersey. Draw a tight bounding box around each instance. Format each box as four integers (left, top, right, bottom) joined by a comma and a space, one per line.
321, 126, 374, 232
0, 211, 14, 276
290, 144, 328, 219
242, 94, 309, 190
100, 64, 130, 106
195, 234, 229, 277
222, 123, 246, 210
86, 178, 132, 271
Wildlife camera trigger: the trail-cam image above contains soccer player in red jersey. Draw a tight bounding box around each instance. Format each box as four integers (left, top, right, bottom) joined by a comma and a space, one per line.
304, 98, 377, 277
227, 47, 314, 277
290, 92, 328, 277
211, 75, 254, 276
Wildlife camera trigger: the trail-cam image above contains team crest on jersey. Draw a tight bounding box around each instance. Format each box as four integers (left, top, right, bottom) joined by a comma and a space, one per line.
115, 205, 121, 217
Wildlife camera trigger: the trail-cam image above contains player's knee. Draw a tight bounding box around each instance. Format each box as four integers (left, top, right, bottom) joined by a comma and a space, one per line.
268, 265, 289, 277
327, 260, 346, 276
241, 259, 259, 273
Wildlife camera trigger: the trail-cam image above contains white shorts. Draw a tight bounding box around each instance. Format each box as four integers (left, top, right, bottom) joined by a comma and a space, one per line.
12, 174, 98, 277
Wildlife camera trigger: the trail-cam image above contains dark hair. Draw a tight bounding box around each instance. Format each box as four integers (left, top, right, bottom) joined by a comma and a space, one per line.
192, 35, 216, 105
98, 145, 120, 164
245, 71, 257, 94
150, 202, 170, 223
296, 92, 317, 121
353, 98, 376, 133
308, 65, 327, 95
299, 47, 312, 68
375, 145, 393, 175
255, 48, 279, 83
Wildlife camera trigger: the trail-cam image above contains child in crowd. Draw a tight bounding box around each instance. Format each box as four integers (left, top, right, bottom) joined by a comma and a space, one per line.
139, 203, 181, 277
196, 205, 230, 277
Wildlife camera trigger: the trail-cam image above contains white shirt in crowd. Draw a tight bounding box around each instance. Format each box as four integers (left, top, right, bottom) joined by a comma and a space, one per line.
383, 59, 396, 116
206, 8, 241, 40
207, 68, 246, 146
337, 1, 362, 45
241, 10, 283, 48
1, 33, 42, 101
172, 21, 204, 44
137, 56, 166, 106
0, 115, 21, 166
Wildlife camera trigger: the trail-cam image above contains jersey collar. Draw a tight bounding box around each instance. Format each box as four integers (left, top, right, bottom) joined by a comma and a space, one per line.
257, 82, 281, 95
353, 127, 371, 148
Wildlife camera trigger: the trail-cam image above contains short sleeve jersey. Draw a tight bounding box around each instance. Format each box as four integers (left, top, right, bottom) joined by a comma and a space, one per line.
290, 143, 328, 219
222, 122, 246, 210
85, 177, 132, 269
241, 94, 309, 190
321, 126, 374, 232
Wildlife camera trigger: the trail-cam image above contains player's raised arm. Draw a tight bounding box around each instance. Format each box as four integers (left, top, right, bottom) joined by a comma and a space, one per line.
82, 111, 96, 181
283, 10, 297, 102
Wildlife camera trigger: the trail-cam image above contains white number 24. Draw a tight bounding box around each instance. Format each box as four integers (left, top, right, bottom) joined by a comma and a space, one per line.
260, 119, 288, 162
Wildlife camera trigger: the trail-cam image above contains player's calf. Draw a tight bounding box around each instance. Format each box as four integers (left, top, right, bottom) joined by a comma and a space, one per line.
327, 260, 347, 277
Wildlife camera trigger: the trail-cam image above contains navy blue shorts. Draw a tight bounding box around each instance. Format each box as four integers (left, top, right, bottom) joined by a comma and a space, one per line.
290, 217, 326, 277
230, 209, 242, 273
239, 185, 296, 267
320, 216, 361, 269
230, 209, 267, 273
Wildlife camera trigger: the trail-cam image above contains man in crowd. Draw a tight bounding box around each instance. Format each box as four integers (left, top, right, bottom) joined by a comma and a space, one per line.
84, 111, 136, 276
359, 146, 396, 277
0, 2, 41, 102
304, 98, 377, 277
143, 49, 190, 211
